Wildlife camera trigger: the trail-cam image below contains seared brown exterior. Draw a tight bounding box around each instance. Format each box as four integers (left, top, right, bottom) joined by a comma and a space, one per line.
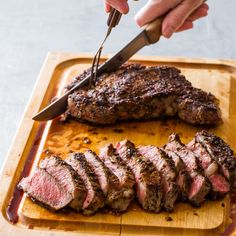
84, 150, 129, 211
165, 134, 211, 206
137, 146, 179, 211
116, 140, 163, 213
187, 139, 230, 199
66, 153, 105, 215
18, 167, 73, 211
194, 130, 236, 186
39, 156, 87, 211
66, 63, 222, 125
99, 144, 136, 212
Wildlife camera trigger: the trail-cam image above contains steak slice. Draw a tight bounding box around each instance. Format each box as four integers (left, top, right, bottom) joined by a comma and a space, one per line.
66, 153, 105, 215
194, 130, 236, 186
39, 156, 87, 211
187, 140, 230, 199
137, 146, 179, 211
84, 150, 127, 211
99, 144, 136, 212
115, 140, 163, 213
163, 149, 191, 201
164, 134, 211, 206
18, 167, 72, 211
66, 63, 222, 125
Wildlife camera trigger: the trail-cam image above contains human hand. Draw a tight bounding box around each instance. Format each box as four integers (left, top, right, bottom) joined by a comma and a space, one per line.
104, 0, 129, 14
135, 0, 209, 38
104, 0, 209, 39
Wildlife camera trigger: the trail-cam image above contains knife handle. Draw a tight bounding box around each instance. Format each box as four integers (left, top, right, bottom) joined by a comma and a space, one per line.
144, 15, 164, 44
107, 8, 122, 28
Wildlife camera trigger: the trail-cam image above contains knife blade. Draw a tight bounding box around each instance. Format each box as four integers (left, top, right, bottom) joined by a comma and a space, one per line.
33, 16, 163, 121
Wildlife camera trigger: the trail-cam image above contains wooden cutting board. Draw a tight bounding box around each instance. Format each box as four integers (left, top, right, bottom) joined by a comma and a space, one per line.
0, 53, 236, 236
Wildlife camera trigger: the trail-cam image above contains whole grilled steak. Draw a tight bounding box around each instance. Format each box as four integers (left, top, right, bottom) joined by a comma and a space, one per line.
137, 146, 179, 211
84, 150, 128, 211
116, 140, 163, 213
165, 134, 211, 206
66, 63, 222, 125
193, 131, 236, 186
66, 153, 105, 215
99, 144, 136, 212
18, 167, 72, 211
163, 149, 191, 201
39, 156, 87, 211
187, 139, 230, 199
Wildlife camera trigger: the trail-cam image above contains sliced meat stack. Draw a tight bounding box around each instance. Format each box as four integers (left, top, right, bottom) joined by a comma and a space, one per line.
18, 167, 73, 211
164, 134, 211, 206
39, 156, 87, 211
187, 137, 230, 199
18, 130, 236, 215
66, 153, 105, 215
136, 145, 179, 211
115, 140, 163, 213
193, 130, 236, 186
99, 144, 136, 212
163, 149, 191, 201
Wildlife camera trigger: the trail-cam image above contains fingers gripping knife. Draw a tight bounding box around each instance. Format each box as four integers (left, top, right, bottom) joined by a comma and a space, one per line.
90, 8, 122, 86
33, 16, 164, 121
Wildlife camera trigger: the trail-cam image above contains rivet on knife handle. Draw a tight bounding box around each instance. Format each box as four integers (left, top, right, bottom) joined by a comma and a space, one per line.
144, 15, 164, 44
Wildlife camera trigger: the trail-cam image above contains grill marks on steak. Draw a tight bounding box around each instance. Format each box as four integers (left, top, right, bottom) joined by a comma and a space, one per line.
187, 140, 230, 199
115, 140, 163, 213
137, 146, 179, 211
39, 156, 87, 211
194, 131, 236, 185
165, 134, 211, 206
66, 153, 105, 215
99, 144, 136, 212
66, 63, 222, 125
18, 167, 73, 211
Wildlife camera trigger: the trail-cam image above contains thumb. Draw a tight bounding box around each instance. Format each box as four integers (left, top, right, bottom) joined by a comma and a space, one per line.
135, 0, 182, 27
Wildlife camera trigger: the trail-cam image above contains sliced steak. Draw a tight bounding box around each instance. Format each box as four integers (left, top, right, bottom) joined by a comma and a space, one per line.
66, 153, 105, 215
99, 144, 136, 212
165, 134, 211, 206
18, 167, 72, 211
66, 63, 222, 125
163, 149, 191, 201
137, 146, 178, 211
194, 130, 236, 186
115, 140, 163, 213
187, 140, 230, 199
39, 156, 87, 211
84, 150, 127, 211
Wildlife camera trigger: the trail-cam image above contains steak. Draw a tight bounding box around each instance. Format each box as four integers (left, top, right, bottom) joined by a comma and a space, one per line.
99, 144, 136, 212
137, 145, 178, 211
163, 149, 191, 201
164, 134, 211, 206
66, 63, 222, 125
18, 167, 72, 211
84, 150, 127, 211
187, 139, 230, 199
39, 156, 87, 211
66, 153, 105, 215
115, 140, 163, 213
194, 130, 236, 186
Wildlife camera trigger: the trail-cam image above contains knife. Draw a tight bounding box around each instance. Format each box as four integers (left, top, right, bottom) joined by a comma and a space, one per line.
33, 16, 164, 121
